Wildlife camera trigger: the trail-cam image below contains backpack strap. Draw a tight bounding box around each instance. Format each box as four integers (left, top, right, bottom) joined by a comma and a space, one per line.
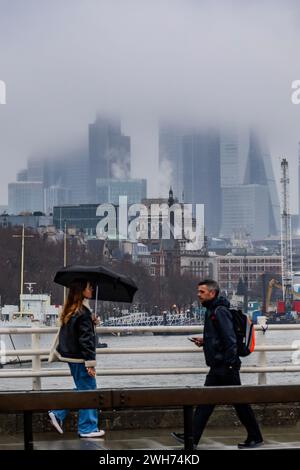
213, 305, 236, 338
213, 305, 231, 321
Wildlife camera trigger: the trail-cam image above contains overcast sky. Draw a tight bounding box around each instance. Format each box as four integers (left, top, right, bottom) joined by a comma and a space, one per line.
0, 0, 300, 209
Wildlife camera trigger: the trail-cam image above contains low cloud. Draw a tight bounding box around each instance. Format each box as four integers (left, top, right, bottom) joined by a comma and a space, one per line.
0, 0, 299, 207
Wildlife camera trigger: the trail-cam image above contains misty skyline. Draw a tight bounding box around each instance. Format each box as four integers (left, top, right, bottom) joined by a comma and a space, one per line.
1, 0, 300, 210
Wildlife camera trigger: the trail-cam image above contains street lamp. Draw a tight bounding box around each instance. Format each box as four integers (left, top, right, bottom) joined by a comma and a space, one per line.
12, 224, 34, 314
63, 220, 67, 304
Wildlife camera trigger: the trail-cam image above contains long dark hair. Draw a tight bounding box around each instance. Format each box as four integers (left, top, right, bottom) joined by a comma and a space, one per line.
60, 279, 88, 325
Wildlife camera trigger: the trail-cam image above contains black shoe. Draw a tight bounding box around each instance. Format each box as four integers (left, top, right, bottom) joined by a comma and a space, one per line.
237, 439, 263, 449
171, 432, 185, 445
171, 432, 196, 449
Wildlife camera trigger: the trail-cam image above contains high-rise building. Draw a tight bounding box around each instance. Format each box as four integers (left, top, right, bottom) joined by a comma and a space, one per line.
221, 184, 269, 240
62, 155, 89, 205
243, 130, 280, 235
8, 182, 44, 214
11, 151, 90, 212
17, 157, 46, 183
219, 129, 280, 238
182, 130, 221, 237
36, 153, 89, 205
96, 178, 147, 205
17, 169, 28, 182
44, 186, 71, 215
220, 129, 249, 187
89, 115, 130, 202
27, 157, 45, 182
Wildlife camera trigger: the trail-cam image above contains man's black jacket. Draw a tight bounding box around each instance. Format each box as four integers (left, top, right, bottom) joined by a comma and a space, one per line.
56, 305, 96, 367
203, 296, 241, 369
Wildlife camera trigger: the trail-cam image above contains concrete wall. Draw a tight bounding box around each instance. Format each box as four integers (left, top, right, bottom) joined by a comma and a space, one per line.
0, 404, 300, 434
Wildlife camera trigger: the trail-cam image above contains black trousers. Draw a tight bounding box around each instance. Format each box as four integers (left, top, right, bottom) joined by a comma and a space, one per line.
193, 367, 263, 445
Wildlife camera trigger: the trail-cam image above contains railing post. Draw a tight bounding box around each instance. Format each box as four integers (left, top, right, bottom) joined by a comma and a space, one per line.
24, 411, 33, 450
183, 405, 194, 451
257, 316, 267, 385
31, 333, 41, 390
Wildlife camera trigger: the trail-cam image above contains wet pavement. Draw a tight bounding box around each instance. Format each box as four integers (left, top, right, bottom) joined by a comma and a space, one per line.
1, 426, 300, 450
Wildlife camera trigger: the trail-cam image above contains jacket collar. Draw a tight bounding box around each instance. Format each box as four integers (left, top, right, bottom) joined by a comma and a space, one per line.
82, 298, 92, 311
202, 295, 230, 310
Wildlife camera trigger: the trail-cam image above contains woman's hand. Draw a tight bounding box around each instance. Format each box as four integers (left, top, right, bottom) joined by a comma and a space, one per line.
92, 314, 100, 326
86, 366, 96, 377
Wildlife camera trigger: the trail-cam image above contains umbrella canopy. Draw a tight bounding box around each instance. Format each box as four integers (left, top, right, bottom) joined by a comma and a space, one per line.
54, 264, 138, 303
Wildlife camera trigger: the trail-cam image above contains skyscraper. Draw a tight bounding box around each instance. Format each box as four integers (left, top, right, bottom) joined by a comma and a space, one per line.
221, 185, 269, 240
88, 115, 130, 202
17, 169, 28, 182
27, 157, 45, 182
243, 130, 280, 235
44, 186, 71, 215
219, 129, 280, 239
220, 131, 239, 188
63, 155, 89, 204
8, 182, 44, 214
220, 129, 248, 238
182, 129, 221, 237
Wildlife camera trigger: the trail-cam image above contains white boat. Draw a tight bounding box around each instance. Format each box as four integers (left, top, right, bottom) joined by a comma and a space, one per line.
0, 293, 61, 364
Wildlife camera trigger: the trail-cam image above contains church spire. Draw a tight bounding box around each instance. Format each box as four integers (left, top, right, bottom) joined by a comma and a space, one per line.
168, 186, 174, 207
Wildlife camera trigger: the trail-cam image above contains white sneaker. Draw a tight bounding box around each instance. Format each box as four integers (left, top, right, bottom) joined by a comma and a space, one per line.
79, 430, 105, 438
48, 411, 63, 434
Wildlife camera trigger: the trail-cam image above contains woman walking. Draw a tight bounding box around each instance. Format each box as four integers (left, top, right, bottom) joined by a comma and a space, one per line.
48, 279, 105, 438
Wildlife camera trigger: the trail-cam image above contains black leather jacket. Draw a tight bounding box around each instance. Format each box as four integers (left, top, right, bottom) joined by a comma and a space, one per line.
203, 296, 241, 370
56, 305, 96, 367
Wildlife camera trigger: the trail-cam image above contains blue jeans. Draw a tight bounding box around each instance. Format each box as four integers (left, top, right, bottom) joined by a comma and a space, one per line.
50, 363, 98, 435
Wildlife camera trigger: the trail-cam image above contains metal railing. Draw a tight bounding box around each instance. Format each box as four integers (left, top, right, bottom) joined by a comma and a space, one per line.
0, 316, 300, 389
1, 384, 300, 450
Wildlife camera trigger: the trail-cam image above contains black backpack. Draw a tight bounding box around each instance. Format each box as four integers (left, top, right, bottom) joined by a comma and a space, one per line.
215, 307, 255, 357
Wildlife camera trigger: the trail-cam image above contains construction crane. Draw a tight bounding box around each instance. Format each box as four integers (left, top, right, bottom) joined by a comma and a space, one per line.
280, 158, 293, 316
265, 278, 300, 314
265, 278, 283, 313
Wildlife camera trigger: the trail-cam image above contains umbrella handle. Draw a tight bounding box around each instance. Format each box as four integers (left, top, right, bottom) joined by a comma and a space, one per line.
95, 285, 99, 314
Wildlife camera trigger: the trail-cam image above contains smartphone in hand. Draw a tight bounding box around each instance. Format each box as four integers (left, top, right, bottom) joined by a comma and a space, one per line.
188, 337, 204, 347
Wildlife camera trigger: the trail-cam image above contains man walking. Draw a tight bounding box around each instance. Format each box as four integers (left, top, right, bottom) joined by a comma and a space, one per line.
172, 279, 263, 449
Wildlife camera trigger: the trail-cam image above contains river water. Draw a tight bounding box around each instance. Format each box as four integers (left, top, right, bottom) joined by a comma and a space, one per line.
1, 329, 300, 390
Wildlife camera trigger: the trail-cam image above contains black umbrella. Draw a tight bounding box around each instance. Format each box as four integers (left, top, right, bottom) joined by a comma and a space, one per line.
54, 264, 138, 303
